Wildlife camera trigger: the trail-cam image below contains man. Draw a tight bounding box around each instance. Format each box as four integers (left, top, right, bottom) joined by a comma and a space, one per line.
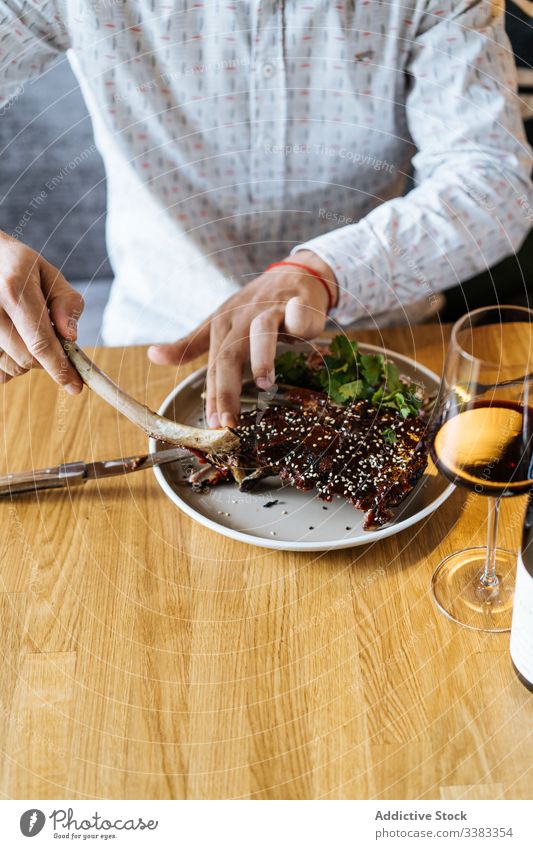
0, 0, 531, 428
506, 0, 533, 130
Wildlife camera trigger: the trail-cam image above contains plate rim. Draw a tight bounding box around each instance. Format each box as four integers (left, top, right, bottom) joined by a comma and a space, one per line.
150, 341, 455, 551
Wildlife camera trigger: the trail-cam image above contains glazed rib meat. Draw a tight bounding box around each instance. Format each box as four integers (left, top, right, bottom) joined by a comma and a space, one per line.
232, 393, 429, 528
59, 336, 428, 528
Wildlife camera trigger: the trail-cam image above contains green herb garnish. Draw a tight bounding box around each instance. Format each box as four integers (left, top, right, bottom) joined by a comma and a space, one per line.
274, 351, 322, 390
275, 335, 423, 417
382, 428, 398, 445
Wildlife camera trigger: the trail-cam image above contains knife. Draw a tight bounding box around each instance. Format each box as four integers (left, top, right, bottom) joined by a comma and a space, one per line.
0, 448, 189, 497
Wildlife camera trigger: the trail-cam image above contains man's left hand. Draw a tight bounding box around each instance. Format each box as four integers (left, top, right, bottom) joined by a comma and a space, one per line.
148, 251, 337, 428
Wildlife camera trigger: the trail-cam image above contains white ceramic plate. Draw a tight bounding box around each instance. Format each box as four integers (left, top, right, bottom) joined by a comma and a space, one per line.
150, 342, 454, 551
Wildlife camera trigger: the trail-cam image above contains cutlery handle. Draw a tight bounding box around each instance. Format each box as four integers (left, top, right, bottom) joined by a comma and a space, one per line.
0, 462, 87, 496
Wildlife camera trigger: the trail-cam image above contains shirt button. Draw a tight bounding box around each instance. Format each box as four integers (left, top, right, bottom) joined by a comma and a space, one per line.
262, 62, 275, 78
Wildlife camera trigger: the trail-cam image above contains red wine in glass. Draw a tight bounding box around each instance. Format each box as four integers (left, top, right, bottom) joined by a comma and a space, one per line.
432, 400, 533, 497
429, 305, 533, 633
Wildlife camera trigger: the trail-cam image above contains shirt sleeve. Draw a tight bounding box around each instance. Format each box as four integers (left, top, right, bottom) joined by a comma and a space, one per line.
292, 0, 533, 325
0, 1, 70, 106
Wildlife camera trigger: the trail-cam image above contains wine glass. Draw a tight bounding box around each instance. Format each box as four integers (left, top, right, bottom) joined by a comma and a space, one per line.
430, 305, 533, 632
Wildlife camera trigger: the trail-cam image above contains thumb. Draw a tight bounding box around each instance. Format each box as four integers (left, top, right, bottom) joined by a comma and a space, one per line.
41, 261, 84, 340
148, 322, 210, 366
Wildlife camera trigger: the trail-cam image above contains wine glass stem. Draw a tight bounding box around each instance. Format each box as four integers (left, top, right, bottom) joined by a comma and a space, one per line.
480, 496, 501, 589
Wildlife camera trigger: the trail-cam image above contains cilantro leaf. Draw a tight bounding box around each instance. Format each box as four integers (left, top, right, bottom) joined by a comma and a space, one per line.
384, 361, 401, 392
275, 351, 309, 384
360, 353, 384, 385
275, 351, 321, 389
274, 335, 424, 418
337, 379, 365, 401
330, 335, 357, 363
322, 373, 350, 404
382, 428, 397, 445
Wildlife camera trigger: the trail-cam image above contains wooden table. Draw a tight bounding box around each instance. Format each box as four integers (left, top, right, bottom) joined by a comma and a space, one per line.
0, 324, 531, 801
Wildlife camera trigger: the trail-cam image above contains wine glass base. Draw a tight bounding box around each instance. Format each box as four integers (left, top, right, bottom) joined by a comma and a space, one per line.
431, 546, 516, 633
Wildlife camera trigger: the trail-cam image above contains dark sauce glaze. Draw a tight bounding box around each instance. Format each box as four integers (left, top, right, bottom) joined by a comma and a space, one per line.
234, 396, 429, 529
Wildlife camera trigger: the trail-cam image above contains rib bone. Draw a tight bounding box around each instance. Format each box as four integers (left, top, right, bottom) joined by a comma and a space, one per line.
61, 338, 240, 457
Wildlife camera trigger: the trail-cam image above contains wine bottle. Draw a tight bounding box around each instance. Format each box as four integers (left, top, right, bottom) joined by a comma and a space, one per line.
510, 492, 533, 691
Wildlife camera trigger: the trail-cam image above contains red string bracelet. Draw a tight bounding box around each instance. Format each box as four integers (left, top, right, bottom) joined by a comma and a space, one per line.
265, 260, 336, 313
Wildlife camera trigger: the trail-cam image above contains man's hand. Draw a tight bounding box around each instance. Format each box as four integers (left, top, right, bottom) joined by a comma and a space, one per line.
0, 231, 84, 391
148, 251, 337, 428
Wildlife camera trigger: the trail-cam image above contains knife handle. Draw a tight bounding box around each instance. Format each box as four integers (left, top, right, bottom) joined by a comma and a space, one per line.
0, 462, 87, 496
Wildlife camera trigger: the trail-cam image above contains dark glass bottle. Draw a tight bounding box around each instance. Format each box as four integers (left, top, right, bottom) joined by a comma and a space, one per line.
510, 492, 533, 691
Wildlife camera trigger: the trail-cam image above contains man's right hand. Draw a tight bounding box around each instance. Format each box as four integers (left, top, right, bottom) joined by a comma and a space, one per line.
0, 231, 84, 392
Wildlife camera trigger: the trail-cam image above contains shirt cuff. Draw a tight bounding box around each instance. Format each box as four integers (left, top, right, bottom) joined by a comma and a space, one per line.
290, 219, 392, 326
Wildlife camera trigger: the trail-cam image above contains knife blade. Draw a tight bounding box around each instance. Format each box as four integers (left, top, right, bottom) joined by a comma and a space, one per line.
0, 448, 189, 497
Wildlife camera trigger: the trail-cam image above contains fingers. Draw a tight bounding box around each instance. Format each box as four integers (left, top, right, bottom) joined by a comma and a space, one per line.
0, 238, 83, 391
249, 307, 284, 389
0, 311, 39, 370
249, 299, 325, 395
0, 350, 27, 379
40, 260, 84, 341
148, 321, 210, 366
148, 263, 331, 428
149, 310, 245, 428
205, 316, 232, 428
284, 296, 325, 339
214, 336, 247, 428
8, 284, 83, 393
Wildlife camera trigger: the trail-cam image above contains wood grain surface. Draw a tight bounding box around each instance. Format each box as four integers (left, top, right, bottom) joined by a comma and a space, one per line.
0, 324, 531, 800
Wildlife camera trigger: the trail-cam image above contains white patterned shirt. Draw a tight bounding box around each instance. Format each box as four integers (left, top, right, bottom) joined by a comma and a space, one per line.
0, 0, 532, 343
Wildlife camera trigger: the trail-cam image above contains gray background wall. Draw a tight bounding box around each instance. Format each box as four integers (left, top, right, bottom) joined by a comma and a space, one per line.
0, 57, 110, 279
0, 57, 111, 343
